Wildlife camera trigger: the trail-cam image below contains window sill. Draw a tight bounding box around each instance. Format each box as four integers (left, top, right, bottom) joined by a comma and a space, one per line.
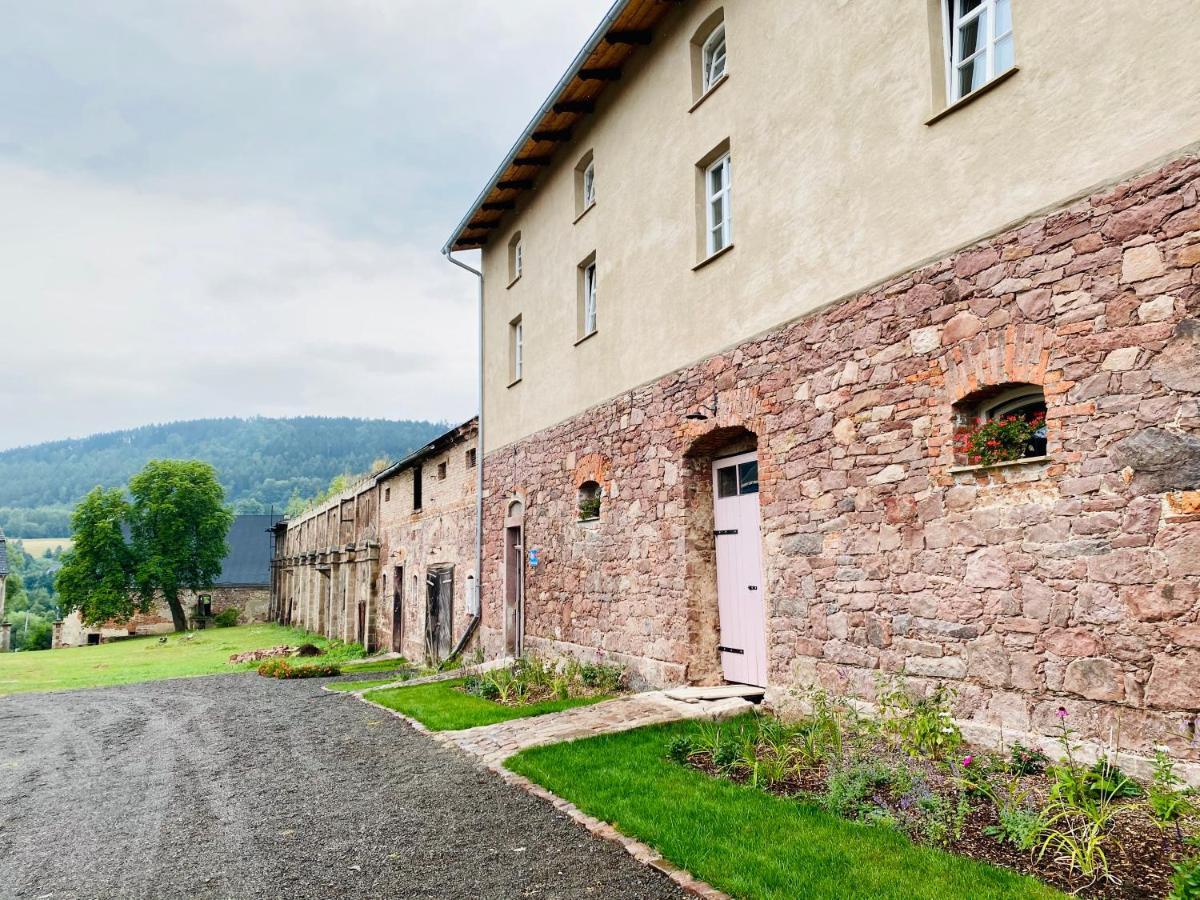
574, 329, 598, 347
573, 202, 596, 225
507, 377, 522, 389
507, 274, 521, 290
926, 67, 1019, 126
948, 454, 1050, 475
690, 74, 729, 113
577, 517, 600, 526
693, 243, 734, 271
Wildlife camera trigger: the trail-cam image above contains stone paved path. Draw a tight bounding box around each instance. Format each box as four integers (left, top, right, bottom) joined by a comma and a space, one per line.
443, 691, 752, 767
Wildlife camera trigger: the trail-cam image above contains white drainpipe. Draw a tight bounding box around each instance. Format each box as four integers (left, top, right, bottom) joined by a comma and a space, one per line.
443, 249, 485, 648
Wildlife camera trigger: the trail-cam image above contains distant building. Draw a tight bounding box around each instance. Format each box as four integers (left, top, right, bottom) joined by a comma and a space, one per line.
56, 514, 279, 647
0, 527, 9, 652
273, 419, 479, 662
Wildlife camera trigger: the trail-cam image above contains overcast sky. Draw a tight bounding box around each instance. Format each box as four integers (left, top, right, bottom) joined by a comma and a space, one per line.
0, 0, 612, 450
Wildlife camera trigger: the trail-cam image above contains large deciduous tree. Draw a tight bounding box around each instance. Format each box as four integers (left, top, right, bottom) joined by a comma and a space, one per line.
55, 487, 139, 625
128, 460, 233, 632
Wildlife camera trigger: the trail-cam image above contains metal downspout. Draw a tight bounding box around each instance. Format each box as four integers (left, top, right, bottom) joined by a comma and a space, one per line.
443, 249, 484, 660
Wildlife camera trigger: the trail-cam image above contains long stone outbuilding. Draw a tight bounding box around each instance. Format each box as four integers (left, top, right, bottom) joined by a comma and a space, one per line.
273, 419, 479, 662
432, 0, 1200, 778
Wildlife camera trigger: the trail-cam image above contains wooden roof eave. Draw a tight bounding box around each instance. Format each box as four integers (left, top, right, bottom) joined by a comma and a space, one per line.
443, 0, 674, 254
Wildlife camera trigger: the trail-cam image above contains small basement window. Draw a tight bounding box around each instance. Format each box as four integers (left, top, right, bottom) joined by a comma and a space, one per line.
578, 481, 601, 522
954, 384, 1047, 466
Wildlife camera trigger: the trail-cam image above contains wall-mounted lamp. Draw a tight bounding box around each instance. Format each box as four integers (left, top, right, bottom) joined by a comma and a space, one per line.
684, 397, 719, 421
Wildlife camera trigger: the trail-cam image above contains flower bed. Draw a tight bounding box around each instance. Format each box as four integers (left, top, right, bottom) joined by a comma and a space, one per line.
256, 658, 342, 679
667, 678, 1198, 899
460, 654, 625, 706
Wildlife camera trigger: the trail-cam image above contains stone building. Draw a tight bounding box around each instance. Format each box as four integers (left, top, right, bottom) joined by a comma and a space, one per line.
441, 0, 1200, 770
56, 514, 278, 646
274, 420, 479, 663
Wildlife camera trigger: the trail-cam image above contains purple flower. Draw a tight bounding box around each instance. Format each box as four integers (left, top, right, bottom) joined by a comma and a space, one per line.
1056, 707, 1069, 720
961, 755, 974, 768
899, 796, 913, 811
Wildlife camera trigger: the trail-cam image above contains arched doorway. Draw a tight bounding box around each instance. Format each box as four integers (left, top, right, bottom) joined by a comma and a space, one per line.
684, 427, 768, 687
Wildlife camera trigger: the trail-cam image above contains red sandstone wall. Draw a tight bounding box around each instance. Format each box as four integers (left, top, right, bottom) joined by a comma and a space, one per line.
481, 152, 1200, 761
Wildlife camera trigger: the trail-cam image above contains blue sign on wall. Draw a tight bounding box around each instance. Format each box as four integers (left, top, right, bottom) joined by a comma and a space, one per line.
528, 548, 540, 568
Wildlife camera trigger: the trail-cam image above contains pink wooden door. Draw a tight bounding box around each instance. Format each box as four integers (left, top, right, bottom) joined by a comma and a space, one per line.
712, 452, 768, 686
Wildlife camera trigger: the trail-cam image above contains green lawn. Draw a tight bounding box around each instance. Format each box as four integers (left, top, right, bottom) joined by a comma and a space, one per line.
327, 677, 410, 693
507, 720, 1061, 900
0, 624, 348, 696
363, 678, 611, 731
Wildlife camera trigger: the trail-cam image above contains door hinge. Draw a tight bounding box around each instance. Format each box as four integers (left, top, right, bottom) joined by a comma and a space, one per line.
713, 529, 738, 536
747, 585, 759, 591
718, 645, 745, 655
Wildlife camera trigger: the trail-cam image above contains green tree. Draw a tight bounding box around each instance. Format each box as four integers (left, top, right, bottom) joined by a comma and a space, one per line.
55, 488, 138, 626
128, 460, 233, 632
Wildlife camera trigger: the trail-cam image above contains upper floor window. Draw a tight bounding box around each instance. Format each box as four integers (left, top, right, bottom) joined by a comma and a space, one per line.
413, 465, 423, 511
437, 461, 448, 481
701, 23, 727, 94
508, 232, 523, 284
575, 151, 596, 219
583, 161, 596, 208
706, 152, 732, 256
579, 257, 598, 339
509, 315, 523, 384
465, 448, 477, 469
944, 0, 1013, 102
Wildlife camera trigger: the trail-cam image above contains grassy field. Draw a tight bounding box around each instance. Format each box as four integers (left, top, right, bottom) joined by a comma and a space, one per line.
507, 720, 1060, 900
327, 677, 409, 693
364, 678, 611, 731
0, 624, 350, 697
11, 537, 73, 557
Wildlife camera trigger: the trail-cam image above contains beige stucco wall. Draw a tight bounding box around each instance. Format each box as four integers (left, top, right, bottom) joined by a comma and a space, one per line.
480, 0, 1200, 453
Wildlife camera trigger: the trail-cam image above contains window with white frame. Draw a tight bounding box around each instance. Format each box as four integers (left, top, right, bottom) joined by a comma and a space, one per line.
582, 260, 598, 337
508, 232, 523, 283
701, 23, 727, 93
943, 0, 1014, 103
583, 160, 596, 209
509, 316, 523, 383
705, 153, 732, 256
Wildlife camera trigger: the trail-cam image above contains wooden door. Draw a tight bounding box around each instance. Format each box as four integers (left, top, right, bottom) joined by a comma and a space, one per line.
391, 566, 404, 653
712, 451, 768, 687
504, 526, 524, 656
425, 567, 454, 661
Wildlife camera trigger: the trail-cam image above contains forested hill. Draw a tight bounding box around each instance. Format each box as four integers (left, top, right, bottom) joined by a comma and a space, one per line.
0, 417, 448, 537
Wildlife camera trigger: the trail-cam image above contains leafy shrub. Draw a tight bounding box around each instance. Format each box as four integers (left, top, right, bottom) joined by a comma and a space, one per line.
917, 793, 970, 849
667, 735, 697, 764
213, 607, 240, 628
823, 760, 893, 818
580, 662, 624, 693
1148, 750, 1197, 832
877, 677, 963, 760
1007, 742, 1050, 775
985, 805, 1045, 851
1086, 757, 1142, 801
1172, 854, 1200, 900
256, 658, 292, 678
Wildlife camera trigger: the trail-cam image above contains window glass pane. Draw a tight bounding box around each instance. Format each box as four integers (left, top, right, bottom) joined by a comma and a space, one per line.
957, 54, 988, 96
995, 34, 1014, 73
717, 466, 737, 498
958, 0, 983, 18
737, 461, 759, 494
994, 0, 1012, 35
957, 9, 987, 61
710, 198, 725, 227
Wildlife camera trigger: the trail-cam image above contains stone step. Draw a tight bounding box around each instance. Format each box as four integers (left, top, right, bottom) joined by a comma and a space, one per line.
662, 684, 766, 702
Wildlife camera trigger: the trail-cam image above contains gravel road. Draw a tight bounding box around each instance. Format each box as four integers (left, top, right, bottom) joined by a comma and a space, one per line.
0, 674, 687, 900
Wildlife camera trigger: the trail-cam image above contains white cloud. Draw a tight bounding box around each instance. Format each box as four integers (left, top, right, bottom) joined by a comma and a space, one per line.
0, 163, 476, 447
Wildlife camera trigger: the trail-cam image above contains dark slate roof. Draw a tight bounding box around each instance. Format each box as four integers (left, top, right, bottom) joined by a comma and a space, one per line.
0, 527, 8, 577
216, 515, 280, 587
